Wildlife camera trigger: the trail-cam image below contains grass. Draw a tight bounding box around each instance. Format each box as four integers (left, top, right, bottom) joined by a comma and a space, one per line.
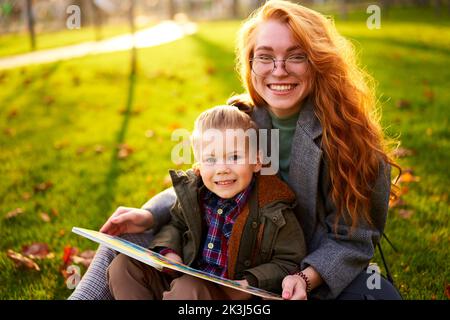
0, 8, 449, 299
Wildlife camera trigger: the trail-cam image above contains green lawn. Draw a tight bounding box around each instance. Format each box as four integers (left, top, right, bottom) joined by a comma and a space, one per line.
0, 8, 449, 299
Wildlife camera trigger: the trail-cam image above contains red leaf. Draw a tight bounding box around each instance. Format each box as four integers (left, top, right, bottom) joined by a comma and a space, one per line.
62, 245, 79, 266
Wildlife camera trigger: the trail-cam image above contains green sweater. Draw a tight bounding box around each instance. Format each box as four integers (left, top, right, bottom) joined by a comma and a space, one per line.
269, 110, 299, 182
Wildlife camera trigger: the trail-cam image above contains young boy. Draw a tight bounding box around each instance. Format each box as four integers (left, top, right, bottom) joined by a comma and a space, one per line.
107, 105, 306, 299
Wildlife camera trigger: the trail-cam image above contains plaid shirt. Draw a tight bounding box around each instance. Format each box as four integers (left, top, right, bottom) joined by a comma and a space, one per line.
195, 178, 254, 278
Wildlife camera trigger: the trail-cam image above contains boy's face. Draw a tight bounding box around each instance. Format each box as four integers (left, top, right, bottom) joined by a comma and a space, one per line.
197, 129, 261, 199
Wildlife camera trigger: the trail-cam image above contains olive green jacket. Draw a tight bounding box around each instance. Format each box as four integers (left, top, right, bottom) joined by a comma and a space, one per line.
149, 169, 306, 293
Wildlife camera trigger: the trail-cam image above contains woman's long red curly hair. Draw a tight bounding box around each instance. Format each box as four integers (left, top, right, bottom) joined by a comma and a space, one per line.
233, 0, 400, 230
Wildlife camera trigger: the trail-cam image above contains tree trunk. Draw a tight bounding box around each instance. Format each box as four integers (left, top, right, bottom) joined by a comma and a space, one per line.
25, 0, 36, 51
129, 0, 137, 76
231, 0, 239, 18
168, 0, 177, 19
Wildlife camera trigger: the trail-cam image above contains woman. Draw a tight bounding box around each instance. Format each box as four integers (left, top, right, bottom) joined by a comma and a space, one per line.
70, 0, 401, 300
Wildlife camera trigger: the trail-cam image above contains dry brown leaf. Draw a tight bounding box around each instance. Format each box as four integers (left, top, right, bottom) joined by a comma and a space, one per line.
145, 130, 154, 138
398, 209, 413, 219
72, 250, 96, 268
398, 172, 420, 183
76, 147, 86, 155
393, 147, 415, 158
117, 143, 134, 159
94, 144, 105, 154
389, 197, 406, 209
5, 208, 24, 219
168, 122, 181, 131
34, 181, 53, 193
445, 284, 450, 299
50, 208, 59, 217
396, 99, 411, 109
22, 192, 32, 201
8, 109, 18, 119
3, 128, 16, 137
163, 175, 172, 188
21, 242, 54, 259
39, 212, 51, 222
206, 66, 216, 75
7, 249, 40, 271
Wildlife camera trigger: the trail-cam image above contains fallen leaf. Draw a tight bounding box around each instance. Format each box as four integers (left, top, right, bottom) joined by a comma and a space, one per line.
76, 147, 86, 155
7, 249, 40, 271
3, 128, 16, 137
423, 88, 434, 102
94, 145, 105, 154
145, 130, 155, 138
163, 175, 172, 188
5, 208, 24, 219
393, 147, 415, 158
389, 197, 406, 209
53, 140, 70, 150
43, 95, 55, 106
117, 143, 134, 159
72, 250, 96, 268
72, 75, 81, 86
62, 245, 79, 266
206, 66, 216, 75
22, 192, 32, 201
398, 172, 420, 183
58, 229, 66, 237
396, 99, 411, 109
50, 208, 59, 217
445, 284, 450, 299
34, 181, 53, 193
8, 109, 18, 119
426, 128, 433, 136
168, 122, 181, 131
398, 209, 413, 219
22, 242, 54, 259
39, 212, 51, 222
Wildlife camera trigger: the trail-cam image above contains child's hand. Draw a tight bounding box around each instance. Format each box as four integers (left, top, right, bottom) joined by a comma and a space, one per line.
99, 206, 153, 236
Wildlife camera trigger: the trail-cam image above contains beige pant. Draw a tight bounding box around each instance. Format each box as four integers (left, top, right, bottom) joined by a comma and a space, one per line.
107, 254, 238, 300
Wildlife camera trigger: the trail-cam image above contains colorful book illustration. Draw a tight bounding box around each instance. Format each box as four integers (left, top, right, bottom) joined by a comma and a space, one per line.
72, 227, 283, 300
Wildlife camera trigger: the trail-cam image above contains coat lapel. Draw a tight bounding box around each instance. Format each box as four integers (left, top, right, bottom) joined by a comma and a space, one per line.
251, 97, 323, 242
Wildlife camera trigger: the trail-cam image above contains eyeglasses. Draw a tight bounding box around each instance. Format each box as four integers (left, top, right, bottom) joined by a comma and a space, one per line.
250, 55, 308, 77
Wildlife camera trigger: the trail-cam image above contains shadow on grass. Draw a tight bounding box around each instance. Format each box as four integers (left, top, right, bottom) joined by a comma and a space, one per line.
189, 33, 240, 98
349, 35, 450, 57
97, 48, 137, 215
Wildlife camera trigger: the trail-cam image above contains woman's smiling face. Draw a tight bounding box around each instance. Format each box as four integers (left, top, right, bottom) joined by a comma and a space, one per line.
251, 20, 312, 118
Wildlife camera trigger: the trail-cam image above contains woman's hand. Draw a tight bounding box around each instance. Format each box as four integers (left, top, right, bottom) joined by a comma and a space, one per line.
99, 206, 154, 236
281, 274, 308, 300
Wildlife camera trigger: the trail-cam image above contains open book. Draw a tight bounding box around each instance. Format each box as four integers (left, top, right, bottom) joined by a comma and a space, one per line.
72, 227, 283, 300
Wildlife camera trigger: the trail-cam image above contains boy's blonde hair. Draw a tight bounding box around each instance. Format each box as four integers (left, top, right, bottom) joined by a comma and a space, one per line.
191, 105, 259, 160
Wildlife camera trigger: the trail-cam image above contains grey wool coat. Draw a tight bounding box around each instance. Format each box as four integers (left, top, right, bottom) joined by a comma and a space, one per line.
144, 98, 392, 299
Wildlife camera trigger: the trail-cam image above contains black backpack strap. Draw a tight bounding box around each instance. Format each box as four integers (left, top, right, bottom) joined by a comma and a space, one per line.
377, 232, 397, 285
